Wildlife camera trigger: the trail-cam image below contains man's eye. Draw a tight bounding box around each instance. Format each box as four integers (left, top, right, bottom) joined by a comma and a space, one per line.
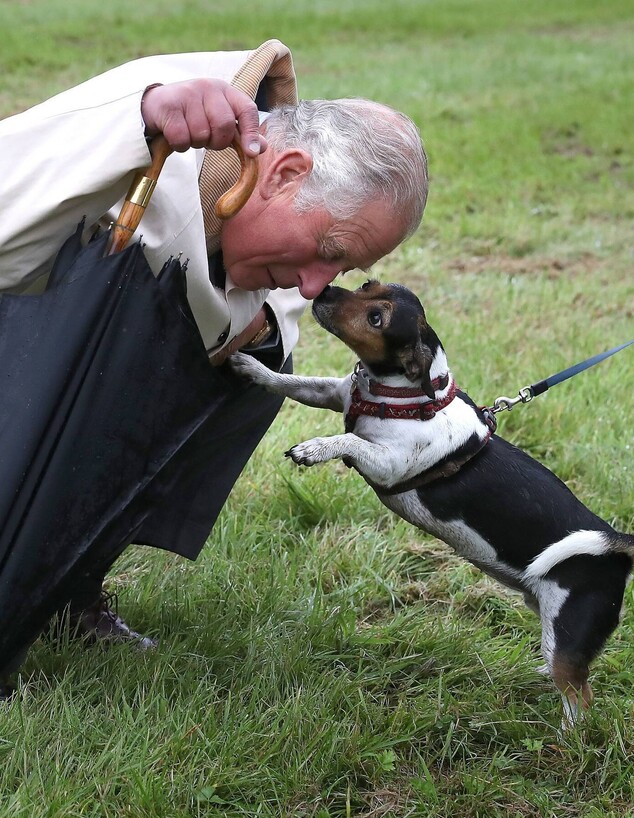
368, 311, 383, 328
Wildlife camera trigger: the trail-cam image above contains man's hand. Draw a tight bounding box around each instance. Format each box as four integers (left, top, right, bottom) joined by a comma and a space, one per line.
141, 79, 266, 157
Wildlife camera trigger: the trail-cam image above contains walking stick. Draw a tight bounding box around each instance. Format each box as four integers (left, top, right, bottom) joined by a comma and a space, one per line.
107, 135, 258, 255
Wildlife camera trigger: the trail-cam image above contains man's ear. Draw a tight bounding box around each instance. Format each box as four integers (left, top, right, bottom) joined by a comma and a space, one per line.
259, 148, 313, 200
398, 339, 435, 398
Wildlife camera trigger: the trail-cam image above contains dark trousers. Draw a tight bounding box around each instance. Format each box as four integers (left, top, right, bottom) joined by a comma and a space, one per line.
68, 349, 290, 611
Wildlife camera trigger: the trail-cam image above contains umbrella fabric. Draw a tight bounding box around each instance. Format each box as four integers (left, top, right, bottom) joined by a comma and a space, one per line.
0, 223, 224, 671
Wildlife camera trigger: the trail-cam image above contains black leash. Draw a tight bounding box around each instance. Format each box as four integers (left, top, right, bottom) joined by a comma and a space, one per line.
487, 337, 634, 420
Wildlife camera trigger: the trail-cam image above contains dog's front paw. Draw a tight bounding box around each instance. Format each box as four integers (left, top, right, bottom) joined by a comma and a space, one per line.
229, 351, 271, 384
285, 437, 335, 466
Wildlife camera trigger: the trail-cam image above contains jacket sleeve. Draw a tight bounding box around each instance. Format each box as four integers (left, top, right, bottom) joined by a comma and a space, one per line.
0, 87, 150, 290
0, 48, 308, 361
0, 51, 249, 292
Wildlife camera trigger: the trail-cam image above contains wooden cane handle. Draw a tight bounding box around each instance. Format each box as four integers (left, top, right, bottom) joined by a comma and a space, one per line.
108, 136, 258, 255
107, 135, 172, 255
214, 139, 258, 220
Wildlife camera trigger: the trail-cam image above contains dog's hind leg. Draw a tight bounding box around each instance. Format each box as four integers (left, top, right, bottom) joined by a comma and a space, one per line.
551, 657, 593, 728
542, 566, 627, 727
540, 607, 593, 727
530, 580, 587, 726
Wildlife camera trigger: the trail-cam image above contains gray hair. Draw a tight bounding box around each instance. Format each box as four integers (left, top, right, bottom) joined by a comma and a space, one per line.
263, 98, 428, 239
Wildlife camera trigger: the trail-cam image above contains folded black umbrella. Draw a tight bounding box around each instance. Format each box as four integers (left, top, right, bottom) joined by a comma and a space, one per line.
0, 138, 258, 672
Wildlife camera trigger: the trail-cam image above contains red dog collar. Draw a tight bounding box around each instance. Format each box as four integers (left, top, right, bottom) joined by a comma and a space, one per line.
345, 381, 458, 433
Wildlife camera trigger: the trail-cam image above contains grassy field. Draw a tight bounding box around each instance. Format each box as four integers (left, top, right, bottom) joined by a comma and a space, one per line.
1, 0, 634, 815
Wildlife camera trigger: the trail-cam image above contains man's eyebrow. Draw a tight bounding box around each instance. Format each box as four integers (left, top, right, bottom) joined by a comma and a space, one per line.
318, 236, 372, 273
318, 236, 347, 260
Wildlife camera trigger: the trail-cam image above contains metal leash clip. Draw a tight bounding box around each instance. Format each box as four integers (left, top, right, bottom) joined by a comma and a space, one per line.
483, 337, 633, 426
490, 386, 534, 414
350, 361, 362, 394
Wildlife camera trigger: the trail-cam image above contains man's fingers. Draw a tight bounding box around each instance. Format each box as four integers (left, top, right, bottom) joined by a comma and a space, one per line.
183, 101, 212, 148
225, 86, 264, 157
159, 112, 195, 153
200, 94, 239, 150
141, 79, 266, 155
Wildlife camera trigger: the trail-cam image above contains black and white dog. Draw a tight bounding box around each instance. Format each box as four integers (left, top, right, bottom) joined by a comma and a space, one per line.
231, 281, 633, 724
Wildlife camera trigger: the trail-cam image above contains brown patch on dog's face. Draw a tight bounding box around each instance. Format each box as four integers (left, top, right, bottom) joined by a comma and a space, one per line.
313, 281, 398, 360
312, 281, 438, 395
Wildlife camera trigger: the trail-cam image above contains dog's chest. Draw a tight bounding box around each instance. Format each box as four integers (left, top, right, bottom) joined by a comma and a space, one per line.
378, 489, 524, 587
345, 397, 482, 472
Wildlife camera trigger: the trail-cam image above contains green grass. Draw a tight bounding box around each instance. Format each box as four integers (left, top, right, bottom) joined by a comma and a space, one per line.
1, 0, 634, 815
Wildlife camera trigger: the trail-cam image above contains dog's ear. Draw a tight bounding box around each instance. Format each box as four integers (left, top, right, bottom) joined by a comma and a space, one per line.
398, 339, 435, 398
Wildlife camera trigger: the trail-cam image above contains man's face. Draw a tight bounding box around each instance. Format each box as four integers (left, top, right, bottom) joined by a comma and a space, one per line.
219, 149, 406, 299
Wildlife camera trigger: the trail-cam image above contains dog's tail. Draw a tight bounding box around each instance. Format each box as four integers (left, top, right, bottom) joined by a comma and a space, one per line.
523, 529, 634, 582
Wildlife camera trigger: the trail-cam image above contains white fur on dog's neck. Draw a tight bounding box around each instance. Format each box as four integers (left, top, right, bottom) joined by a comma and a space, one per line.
230, 345, 489, 491
341, 346, 489, 488
357, 346, 452, 405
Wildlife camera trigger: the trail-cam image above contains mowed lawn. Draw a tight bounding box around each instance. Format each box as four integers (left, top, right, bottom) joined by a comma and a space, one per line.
1, 1, 633, 816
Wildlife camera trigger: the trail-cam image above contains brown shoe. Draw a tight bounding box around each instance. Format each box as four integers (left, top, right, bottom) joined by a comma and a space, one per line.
0, 646, 29, 700
0, 681, 16, 700
70, 591, 158, 650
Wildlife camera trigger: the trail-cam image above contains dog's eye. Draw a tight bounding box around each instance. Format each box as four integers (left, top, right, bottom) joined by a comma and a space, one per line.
367, 311, 383, 328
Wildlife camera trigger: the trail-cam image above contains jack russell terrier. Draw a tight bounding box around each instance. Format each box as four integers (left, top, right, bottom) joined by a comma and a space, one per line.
231, 280, 633, 725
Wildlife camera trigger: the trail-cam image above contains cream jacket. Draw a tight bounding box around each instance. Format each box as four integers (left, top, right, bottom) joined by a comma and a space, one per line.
0, 42, 307, 360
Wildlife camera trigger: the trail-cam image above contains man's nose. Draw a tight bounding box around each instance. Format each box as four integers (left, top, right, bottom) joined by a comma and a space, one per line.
297, 263, 341, 300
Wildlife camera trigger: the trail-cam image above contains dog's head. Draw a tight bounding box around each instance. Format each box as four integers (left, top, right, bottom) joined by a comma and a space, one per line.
312, 281, 441, 398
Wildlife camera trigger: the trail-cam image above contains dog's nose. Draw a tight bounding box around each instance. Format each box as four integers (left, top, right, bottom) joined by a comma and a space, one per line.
313, 284, 333, 303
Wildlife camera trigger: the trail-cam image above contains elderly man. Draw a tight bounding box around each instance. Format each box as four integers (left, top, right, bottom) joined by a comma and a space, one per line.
0, 40, 427, 659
